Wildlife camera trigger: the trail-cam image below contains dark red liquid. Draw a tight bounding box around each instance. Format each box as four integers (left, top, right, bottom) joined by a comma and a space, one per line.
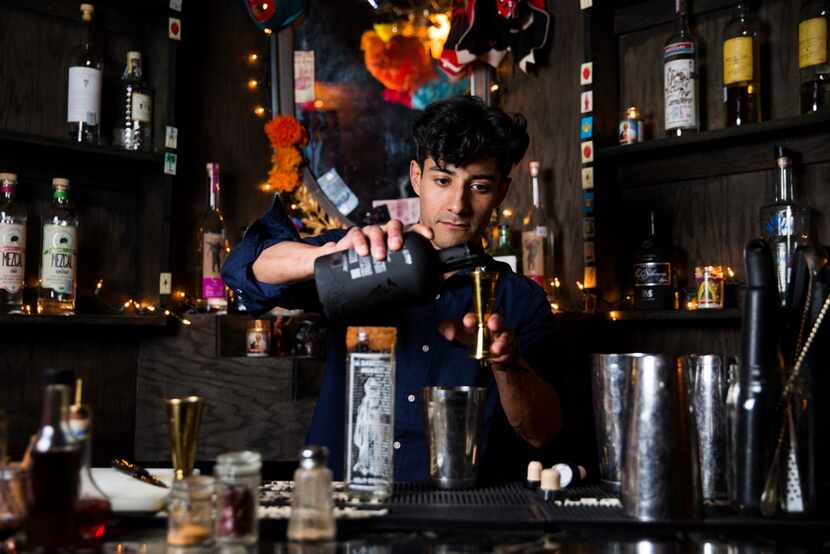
27, 449, 81, 550
76, 497, 112, 543
0, 517, 22, 542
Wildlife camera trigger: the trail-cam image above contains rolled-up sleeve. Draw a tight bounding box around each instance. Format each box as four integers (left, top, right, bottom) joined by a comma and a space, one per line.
221, 195, 347, 314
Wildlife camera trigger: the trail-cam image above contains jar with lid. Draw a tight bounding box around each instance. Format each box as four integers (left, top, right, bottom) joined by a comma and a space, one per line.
287, 446, 336, 542
167, 475, 216, 547
214, 450, 261, 544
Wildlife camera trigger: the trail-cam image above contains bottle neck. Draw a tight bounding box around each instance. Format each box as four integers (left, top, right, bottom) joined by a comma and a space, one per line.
735, 0, 749, 20
775, 158, 795, 203
36, 385, 72, 452
53, 188, 70, 208
0, 185, 14, 203
676, 0, 690, 30
207, 165, 220, 211
438, 243, 485, 273
647, 211, 657, 240
531, 175, 541, 208
496, 226, 511, 249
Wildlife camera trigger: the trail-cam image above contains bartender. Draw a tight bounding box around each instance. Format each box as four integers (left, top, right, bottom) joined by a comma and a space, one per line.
222, 95, 562, 482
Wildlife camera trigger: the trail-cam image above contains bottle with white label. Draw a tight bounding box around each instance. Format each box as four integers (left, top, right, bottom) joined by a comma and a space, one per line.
113, 51, 154, 151
198, 163, 227, 312
664, 0, 700, 135
521, 161, 554, 291
799, 0, 830, 113
0, 173, 27, 314
38, 178, 79, 316
67, 4, 103, 144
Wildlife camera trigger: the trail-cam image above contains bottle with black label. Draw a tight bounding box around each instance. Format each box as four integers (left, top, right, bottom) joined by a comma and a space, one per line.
633, 211, 675, 310
314, 232, 483, 321
664, 0, 700, 135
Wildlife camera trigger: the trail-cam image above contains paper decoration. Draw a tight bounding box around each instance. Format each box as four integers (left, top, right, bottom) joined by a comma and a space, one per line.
581, 90, 593, 114
581, 167, 594, 189
165, 126, 178, 150
164, 152, 177, 175
169, 17, 181, 40
583, 216, 595, 239
584, 241, 595, 264
372, 198, 421, 226
580, 0, 593, 9
159, 273, 172, 295
580, 115, 593, 140
581, 141, 594, 163
580, 62, 593, 85
584, 266, 597, 289
582, 191, 595, 214
294, 51, 316, 104
169, 0, 182, 11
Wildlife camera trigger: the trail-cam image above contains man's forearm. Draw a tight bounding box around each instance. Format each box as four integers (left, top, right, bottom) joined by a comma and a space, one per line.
252, 241, 334, 285
492, 359, 562, 449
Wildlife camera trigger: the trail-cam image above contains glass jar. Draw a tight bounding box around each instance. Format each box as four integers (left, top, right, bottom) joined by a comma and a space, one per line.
214, 450, 261, 544
246, 319, 271, 357
619, 106, 644, 144
287, 446, 336, 542
695, 265, 725, 309
167, 475, 216, 547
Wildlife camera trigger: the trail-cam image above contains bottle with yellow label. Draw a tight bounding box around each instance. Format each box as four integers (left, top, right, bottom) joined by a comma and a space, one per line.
722, 0, 762, 126
799, 0, 829, 113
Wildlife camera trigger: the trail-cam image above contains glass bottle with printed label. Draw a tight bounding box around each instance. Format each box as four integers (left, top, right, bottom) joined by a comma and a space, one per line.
759, 146, 811, 306
722, 0, 762, 126
0, 173, 26, 314
522, 161, 554, 290
113, 51, 154, 151
492, 223, 519, 273
664, 0, 700, 135
38, 178, 79, 316
799, 0, 830, 113
633, 211, 675, 310
198, 163, 227, 312
67, 4, 103, 144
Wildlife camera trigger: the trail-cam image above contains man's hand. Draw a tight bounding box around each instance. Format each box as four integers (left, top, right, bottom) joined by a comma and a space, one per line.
437, 313, 519, 368
321, 219, 434, 260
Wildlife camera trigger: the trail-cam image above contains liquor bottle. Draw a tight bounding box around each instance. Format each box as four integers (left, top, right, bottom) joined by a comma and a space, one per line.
664, 0, 700, 135
522, 161, 554, 290
799, 0, 830, 113
0, 173, 26, 314
198, 163, 227, 312
759, 146, 811, 306
38, 178, 79, 316
492, 223, 519, 273
67, 4, 103, 144
723, 0, 762, 126
27, 370, 82, 550
633, 211, 675, 310
314, 232, 484, 321
113, 51, 154, 151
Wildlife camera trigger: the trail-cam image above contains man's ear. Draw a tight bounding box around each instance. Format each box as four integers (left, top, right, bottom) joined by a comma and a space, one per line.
410, 160, 423, 197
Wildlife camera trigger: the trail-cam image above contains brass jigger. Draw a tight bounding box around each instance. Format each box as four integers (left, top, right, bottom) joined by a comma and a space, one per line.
470, 267, 501, 361
165, 396, 204, 481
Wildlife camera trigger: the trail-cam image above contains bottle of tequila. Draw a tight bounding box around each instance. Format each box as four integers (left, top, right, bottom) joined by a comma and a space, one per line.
760, 146, 811, 306
198, 163, 227, 312
113, 51, 154, 151
722, 0, 762, 126
799, 0, 830, 113
664, 0, 700, 135
38, 178, 79, 316
0, 173, 26, 314
67, 3, 103, 144
521, 161, 554, 290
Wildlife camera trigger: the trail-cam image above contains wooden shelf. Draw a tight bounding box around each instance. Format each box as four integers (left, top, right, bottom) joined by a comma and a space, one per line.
0, 314, 169, 327
0, 130, 163, 165
604, 309, 742, 322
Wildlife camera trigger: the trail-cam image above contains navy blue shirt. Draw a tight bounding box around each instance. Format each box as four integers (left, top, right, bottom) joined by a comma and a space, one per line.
222, 197, 561, 482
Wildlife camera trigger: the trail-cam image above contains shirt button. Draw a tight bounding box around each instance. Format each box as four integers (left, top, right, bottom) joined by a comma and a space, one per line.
393, 441, 401, 450
407, 394, 416, 403
422, 344, 430, 353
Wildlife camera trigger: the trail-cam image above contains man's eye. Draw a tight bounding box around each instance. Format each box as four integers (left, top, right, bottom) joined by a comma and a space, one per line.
470, 183, 492, 192
434, 178, 450, 186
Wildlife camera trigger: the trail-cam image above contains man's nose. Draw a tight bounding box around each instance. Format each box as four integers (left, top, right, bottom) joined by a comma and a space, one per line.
446, 183, 471, 214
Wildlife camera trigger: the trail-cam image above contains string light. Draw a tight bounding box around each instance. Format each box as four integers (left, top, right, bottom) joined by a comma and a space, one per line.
502, 208, 513, 218
247, 79, 259, 90
253, 105, 266, 117
608, 310, 620, 321
313, 99, 325, 109
263, 27, 272, 35
576, 281, 584, 291
247, 53, 259, 63
259, 183, 272, 192
490, 83, 500, 92
727, 267, 735, 279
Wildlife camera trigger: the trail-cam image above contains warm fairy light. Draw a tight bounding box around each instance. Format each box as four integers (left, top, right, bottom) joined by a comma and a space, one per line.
253, 105, 266, 117
577, 281, 584, 290
502, 208, 513, 218
37, 304, 43, 314
145, 305, 156, 312
686, 300, 698, 311
554, 277, 561, 288
96, 279, 103, 290
261, 2, 269, 9
490, 83, 500, 92
248, 53, 259, 63
164, 310, 171, 316
123, 300, 132, 308
247, 79, 259, 90
727, 267, 735, 279
290, 203, 298, 210
550, 302, 560, 313
182, 318, 192, 326
313, 99, 325, 109
176, 291, 186, 299
609, 310, 620, 321
263, 27, 272, 35
259, 183, 272, 192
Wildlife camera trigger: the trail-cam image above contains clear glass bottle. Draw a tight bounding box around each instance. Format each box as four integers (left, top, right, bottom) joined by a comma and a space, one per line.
67, 3, 103, 144
68, 379, 112, 544
27, 374, 81, 550
288, 446, 336, 542
759, 146, 811, 306
113, 51, 154, 151
214, 450, 261, 545
38, 178, 79, 316
167, 476, 217, 547
799, 0, 830, 113
0, 173, 26, 314
521, 161, 554, 291
492, 223, 519, 273
198, 163, 227, 312
664, 0, 700, 135
723, 0, 762, 126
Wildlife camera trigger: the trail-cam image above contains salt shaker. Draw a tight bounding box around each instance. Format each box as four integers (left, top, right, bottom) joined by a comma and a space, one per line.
287, 446, 336, 542
215, 450, 262, 544
167, 476, 216, 547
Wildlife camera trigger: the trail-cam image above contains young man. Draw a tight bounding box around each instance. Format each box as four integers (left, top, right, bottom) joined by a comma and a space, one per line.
222, 95, 562, 482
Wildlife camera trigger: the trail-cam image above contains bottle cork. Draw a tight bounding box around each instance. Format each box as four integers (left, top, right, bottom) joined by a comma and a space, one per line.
540, 468, 561, 501
526, 461, 543, 488
529, 161, 540, 177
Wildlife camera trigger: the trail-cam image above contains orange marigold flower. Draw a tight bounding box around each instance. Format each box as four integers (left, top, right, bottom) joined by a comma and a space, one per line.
267, 166, 301, 193
265, 116, 307, 148
273, 146, 302, 170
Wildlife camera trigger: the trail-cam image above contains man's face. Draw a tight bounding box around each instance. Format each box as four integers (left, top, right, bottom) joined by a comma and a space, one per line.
410, 157, 508, 249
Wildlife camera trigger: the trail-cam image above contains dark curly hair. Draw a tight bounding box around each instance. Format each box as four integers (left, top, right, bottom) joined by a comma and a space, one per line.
412, 95, 530, 180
